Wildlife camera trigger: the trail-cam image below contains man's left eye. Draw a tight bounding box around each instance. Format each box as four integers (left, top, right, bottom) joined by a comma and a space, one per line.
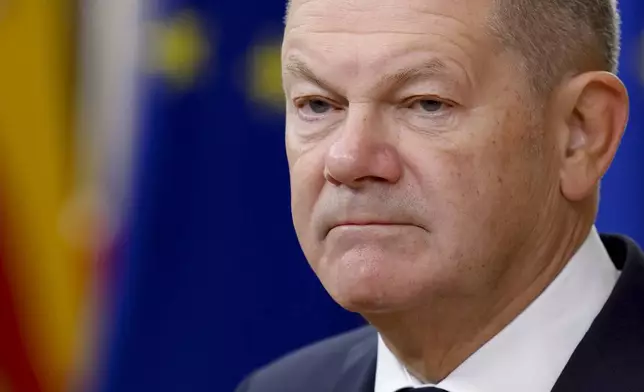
412, 99, 445, 113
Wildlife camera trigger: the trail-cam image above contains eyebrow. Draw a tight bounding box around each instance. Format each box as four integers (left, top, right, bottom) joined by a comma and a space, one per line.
284, 57, 337, 92
283, 56, 453, 93
379, 59, 449, 88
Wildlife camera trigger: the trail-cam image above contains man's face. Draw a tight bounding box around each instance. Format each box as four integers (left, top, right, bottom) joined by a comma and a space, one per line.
282, 0, 561, 313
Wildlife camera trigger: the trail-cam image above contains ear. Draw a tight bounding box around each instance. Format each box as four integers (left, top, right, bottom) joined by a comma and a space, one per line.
554, 72, 629, 201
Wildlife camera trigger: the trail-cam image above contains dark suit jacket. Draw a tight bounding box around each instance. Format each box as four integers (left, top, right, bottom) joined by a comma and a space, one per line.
236, 235, 644, 392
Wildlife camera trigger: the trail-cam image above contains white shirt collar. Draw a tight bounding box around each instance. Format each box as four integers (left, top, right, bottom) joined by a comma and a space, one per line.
375, 226, 620, 392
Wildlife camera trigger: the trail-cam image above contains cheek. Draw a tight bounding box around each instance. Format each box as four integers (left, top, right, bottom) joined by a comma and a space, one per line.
407, 142, 481, 215
287, 147, 327, 254
410, 131, 540, 245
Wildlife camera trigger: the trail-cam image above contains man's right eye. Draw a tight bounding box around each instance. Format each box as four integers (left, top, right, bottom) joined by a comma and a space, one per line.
307, 99, 332, 114
294, 98, 338, 121
297, 98, 333, 114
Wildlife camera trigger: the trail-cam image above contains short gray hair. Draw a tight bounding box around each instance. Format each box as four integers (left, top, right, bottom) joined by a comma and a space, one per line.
284, 0, 621, 96
489, 0, 621, 96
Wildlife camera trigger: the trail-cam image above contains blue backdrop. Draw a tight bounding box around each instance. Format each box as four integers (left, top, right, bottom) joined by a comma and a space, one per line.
99, 1, 643, 392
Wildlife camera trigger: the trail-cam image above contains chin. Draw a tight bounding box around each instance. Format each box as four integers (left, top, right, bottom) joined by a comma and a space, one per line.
310, 234, 440, 313
331, 286, 420, 315
320, 269, 423, 314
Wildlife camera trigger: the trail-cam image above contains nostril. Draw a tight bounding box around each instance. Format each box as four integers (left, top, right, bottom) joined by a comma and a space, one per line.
324, 168, 342, 186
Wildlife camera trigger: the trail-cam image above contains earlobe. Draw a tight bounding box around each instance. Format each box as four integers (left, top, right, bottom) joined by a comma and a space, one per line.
559, 72, 629, 202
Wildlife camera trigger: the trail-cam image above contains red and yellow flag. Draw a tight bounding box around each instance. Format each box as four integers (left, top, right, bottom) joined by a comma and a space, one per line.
0, 1, 92, 391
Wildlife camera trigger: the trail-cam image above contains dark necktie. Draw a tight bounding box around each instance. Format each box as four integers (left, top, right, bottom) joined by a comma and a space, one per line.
396, 388, 449, 392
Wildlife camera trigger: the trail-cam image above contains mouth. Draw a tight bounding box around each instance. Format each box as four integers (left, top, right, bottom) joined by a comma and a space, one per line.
325, 221, 424, 237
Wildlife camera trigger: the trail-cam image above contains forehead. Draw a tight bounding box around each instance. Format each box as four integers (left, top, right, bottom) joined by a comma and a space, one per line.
283, 0, 498, 87
286, 0, 490, 30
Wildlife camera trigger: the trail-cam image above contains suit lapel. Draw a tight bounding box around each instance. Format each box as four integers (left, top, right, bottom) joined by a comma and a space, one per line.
333, 328, 378, 392
552, 235, 644, 392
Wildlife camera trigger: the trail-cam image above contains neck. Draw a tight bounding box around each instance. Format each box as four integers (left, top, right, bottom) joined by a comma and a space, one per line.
364, 211, 594, 383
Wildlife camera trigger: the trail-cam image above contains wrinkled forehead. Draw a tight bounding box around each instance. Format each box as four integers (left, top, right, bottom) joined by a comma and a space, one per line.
284, 0, 493, 37
282, 0, 498, 92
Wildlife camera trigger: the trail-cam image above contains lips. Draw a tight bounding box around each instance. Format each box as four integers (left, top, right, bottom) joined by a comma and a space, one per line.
334, 221, 407, 227
325, 221, 423, 236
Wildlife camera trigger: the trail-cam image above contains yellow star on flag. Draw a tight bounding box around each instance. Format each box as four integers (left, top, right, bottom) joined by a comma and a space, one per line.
148, 10, 210, 89
247, 38, 284, 112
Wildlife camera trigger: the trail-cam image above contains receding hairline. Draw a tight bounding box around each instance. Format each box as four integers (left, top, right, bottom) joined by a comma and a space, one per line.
284, 0, 621, 96
488, 0, 620, 94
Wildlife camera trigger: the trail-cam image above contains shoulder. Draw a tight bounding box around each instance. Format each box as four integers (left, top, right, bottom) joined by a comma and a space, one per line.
235, 325, 376, 392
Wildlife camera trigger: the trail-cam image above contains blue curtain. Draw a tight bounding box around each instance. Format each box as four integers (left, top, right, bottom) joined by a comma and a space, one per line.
99, 1, 643, 391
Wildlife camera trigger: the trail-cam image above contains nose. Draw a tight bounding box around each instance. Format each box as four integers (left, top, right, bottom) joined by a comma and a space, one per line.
324, 107, 402, 188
